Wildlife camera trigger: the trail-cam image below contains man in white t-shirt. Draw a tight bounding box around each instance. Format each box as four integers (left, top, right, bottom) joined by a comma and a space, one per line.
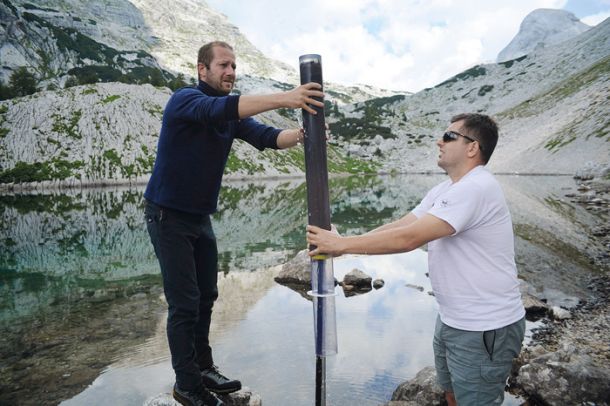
307, 113, 525, 406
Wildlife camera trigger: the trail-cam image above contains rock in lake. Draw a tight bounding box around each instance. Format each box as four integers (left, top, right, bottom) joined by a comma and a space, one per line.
144, 387, 262, 406
383, 366, 444, 406
373, 278, 385, 289
274, 249, 310, 287
342, 268, 372, 288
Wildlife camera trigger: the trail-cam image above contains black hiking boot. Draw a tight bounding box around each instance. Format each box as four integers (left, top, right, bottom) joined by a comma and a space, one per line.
200, 365, 242, 394
172, 383, 224, 406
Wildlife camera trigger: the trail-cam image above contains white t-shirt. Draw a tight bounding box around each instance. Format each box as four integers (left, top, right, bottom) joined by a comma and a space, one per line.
412, 166, 525, 331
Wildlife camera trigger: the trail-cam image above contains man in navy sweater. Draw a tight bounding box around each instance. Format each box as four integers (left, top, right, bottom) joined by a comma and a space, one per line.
144, 41, 324, 406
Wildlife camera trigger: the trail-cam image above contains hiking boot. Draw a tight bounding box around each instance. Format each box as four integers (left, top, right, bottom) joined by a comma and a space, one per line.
172, 383, 224, 406
200, 365, 242, 394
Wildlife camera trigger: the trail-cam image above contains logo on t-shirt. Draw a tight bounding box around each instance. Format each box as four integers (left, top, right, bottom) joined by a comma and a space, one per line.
440, 199, 449, 207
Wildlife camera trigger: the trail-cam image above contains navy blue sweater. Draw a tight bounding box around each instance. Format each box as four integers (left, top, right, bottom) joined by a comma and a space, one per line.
144, 81, 282, 214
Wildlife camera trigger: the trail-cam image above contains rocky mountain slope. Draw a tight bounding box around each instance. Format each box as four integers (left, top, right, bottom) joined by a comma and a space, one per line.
328, 17, 609, 175
0, 81, 376, 185
497, 8, 590, 62
0, 1, 608, 186
1, 0, 398, 101
0, 0, 173, 87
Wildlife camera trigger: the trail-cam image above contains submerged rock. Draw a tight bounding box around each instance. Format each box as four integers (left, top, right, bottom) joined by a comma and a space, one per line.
405, 283, 425, 292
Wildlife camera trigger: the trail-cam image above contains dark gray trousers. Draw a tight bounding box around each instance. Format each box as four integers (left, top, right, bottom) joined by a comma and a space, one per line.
145, 200, 218, 390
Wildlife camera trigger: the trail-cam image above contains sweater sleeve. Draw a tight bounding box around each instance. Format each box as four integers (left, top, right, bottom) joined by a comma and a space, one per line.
236, 117, 282, 151
169, 87, 241, 124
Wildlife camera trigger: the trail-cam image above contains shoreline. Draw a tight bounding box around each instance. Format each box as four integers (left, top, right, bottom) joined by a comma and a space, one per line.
0, 171, 577, 194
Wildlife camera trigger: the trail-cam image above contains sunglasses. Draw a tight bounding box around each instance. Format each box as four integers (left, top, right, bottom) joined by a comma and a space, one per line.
442, 130, 477, 144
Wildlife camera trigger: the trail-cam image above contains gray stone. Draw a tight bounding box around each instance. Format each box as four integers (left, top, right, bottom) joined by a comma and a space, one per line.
343, 268, 372, 288
144, 387, 262, 406
550, 306, 572, 320
373, 278, 385, 289
516, 344, 610, 405
274, 249, 311, 286
387, 366, 445, 406
521, 291, 549, 315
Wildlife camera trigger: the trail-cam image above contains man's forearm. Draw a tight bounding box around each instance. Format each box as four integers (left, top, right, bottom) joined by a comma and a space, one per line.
238, 93, 285, 118
237, 82, 324, 118
367, 213, 418, 234
276, 129, 303, 149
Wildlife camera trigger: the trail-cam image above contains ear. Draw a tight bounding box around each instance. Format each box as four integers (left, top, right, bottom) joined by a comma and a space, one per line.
467, 141, 480, 159
197, 63, 207, 81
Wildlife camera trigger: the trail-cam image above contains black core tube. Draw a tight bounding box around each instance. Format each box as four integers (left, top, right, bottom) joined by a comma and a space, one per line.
299, 54, 330, 234
300, 53, 331, 406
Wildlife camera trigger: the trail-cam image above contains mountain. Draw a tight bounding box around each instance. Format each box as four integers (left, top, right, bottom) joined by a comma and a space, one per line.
0, 2, 608, 187
1, 0, 397, 102
0, 0, 175, 88
497, 8, 590, 62
0, 81, 378, 186
326, 17, 609, 175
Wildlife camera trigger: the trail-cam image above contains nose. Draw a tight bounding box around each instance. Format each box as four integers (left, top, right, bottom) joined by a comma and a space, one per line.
437, 137, 444, 147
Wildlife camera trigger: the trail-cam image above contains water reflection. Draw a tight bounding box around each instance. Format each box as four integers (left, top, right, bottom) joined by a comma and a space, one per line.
0, 173, 599, 405
62, 253, 437, 406
0, 175, 441, 326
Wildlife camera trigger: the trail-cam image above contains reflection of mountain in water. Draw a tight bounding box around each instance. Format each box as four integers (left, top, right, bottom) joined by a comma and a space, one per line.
2, 173, 602, 325
0, 188, 154, 278
0, 176, 437, 324
213, 175, 440, 272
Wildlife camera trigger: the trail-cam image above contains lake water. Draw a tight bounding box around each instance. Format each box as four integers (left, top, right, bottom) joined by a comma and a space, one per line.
0, 174, 597, 405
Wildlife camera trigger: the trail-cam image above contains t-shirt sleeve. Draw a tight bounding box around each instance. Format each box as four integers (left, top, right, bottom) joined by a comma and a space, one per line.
411, 186, 439, 218
427, 180, 483, 234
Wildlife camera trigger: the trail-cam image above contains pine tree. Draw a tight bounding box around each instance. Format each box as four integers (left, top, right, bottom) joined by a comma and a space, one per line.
9, 67, 37, 97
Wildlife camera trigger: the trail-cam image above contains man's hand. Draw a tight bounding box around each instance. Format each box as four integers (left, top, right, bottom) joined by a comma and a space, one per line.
283, 82, 324, 114
306, 224, 343, 257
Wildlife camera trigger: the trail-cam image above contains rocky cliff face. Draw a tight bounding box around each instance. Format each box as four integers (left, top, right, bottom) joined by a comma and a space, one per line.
2, 0, 395, 101
0, 0, 171, 87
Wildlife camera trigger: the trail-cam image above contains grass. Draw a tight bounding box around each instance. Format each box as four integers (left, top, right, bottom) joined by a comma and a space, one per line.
101, 95, 121, 104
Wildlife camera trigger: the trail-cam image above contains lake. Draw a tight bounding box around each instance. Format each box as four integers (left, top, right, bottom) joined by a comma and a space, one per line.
0, 174, 599, 405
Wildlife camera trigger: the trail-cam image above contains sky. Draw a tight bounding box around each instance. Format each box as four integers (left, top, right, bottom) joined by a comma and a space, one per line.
206, 0, 610, 92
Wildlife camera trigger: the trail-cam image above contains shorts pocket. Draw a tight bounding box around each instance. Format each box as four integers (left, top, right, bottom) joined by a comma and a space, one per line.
480, 363, 510, 384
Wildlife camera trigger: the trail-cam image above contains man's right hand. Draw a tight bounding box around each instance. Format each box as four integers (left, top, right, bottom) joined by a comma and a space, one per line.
283, 82, 324, 114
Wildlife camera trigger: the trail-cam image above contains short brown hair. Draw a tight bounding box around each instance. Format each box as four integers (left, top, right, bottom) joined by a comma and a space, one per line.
451, 113, 498, 164
197, 41, 233, 69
